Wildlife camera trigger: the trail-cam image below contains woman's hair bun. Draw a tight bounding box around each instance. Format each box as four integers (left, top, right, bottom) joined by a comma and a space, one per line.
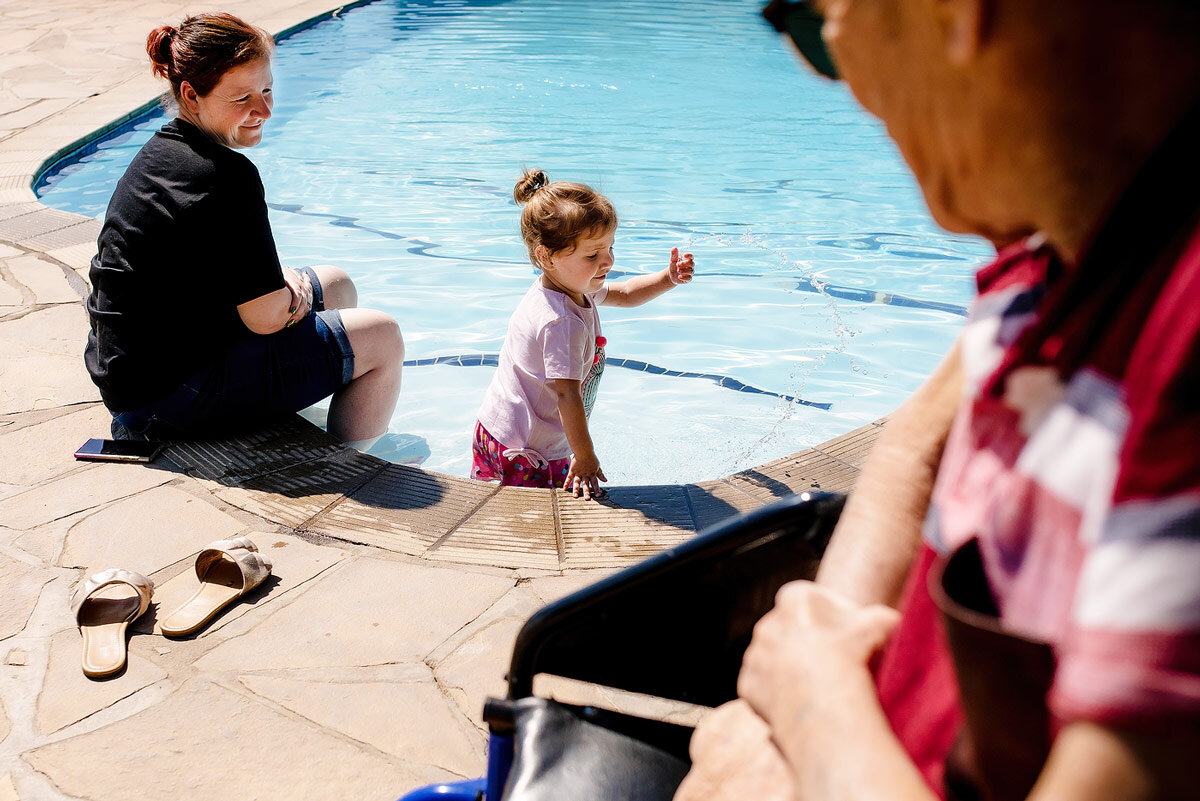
146, 25, 177, 79
513, 169, 549, 204
144, 15, 272, 100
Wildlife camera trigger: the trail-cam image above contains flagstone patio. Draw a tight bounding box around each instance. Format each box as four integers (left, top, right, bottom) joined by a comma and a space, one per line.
0, 2, 881, 798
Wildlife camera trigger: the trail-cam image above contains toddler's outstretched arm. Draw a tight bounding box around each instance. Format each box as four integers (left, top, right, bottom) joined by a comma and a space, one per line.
552, 378, 607, 500
602, 247, 694, 308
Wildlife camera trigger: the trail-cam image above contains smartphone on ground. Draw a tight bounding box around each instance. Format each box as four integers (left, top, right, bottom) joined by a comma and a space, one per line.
73, 438, 164, 463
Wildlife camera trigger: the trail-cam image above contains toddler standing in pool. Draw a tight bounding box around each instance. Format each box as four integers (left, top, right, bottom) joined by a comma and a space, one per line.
472, 170, 695, 499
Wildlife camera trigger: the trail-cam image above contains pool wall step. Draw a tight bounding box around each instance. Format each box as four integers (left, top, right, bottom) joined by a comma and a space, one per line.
163, 414, 881, 571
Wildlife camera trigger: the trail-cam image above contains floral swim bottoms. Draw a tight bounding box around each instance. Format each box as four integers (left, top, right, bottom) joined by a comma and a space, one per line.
471, 421, 571, 489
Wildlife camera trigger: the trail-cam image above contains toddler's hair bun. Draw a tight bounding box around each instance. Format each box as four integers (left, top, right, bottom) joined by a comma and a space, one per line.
513, 169, 549, 204
146, 25, 178, 79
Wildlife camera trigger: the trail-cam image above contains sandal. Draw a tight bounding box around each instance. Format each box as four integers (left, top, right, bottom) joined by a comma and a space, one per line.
71, 569, 154, 679
158, 537, 273, 637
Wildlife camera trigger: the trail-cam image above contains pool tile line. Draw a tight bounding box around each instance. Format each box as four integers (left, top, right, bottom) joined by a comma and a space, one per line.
792, 277, 968, 317
261, 197, 967, 320
406, 353, 832, 409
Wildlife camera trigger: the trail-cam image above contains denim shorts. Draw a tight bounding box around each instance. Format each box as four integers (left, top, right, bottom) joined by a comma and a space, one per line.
112, 267, 355, 440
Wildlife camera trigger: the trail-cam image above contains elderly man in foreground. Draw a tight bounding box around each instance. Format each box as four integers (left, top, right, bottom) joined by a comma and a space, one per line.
678, 1, 1200, 799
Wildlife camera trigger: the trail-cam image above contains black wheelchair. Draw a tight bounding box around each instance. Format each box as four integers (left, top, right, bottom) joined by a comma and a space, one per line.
398, 491, 843, 801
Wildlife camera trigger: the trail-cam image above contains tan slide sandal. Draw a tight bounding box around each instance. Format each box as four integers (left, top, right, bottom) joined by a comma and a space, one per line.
158, 537, 273, 637
70, 569, 154, 679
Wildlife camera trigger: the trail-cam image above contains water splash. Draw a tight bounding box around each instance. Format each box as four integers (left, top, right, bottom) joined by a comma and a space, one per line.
685, 229, 860, 476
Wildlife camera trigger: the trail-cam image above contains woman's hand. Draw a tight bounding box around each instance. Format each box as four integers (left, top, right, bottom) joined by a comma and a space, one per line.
668, 247, 695, 285
564, 450, 607, 500
238, 270, 313, 335
282, 267, 313, 327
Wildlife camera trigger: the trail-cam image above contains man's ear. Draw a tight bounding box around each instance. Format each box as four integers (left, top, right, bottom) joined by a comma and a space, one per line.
535, 245, 553, 270
938, 0, 991, 67
178, 81, 201, 116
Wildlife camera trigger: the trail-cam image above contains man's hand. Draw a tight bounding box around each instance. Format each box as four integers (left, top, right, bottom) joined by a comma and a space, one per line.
739, 580, 898, 731
674, 700, 795, 801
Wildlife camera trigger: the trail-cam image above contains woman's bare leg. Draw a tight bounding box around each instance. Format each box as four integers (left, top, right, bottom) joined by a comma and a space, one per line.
327, 308, 403, 444
310, 264, 358, 310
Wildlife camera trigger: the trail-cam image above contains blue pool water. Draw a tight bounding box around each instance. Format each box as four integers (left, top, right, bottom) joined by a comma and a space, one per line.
37, 0, 991, 485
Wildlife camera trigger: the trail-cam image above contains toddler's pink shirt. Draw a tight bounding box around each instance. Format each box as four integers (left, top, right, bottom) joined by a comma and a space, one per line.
476, 281, 607, 462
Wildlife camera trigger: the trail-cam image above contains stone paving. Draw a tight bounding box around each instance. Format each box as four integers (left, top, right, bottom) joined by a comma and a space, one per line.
0, 2, 883, 798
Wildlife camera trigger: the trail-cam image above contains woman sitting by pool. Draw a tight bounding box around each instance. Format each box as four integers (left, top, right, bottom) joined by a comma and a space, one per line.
85, 12, 403, 449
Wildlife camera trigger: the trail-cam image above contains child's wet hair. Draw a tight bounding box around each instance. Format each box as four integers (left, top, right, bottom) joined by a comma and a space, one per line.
514, 169, 617, 268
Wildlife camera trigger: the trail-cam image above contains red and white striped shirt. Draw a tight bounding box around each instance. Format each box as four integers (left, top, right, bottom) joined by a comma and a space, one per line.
927, 223, 1200, 727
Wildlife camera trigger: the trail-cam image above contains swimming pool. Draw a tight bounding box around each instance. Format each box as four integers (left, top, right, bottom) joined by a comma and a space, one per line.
37, 0, 991, 485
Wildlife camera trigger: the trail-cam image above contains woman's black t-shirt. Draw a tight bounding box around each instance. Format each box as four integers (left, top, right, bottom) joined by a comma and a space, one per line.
84, 118, 285, 413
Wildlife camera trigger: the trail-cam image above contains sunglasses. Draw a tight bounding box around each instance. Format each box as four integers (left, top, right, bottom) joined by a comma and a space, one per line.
761, 0, 839, 80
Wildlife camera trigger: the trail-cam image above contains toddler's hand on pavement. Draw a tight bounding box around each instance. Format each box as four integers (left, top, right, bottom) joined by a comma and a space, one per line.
564, 453, 607, 500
